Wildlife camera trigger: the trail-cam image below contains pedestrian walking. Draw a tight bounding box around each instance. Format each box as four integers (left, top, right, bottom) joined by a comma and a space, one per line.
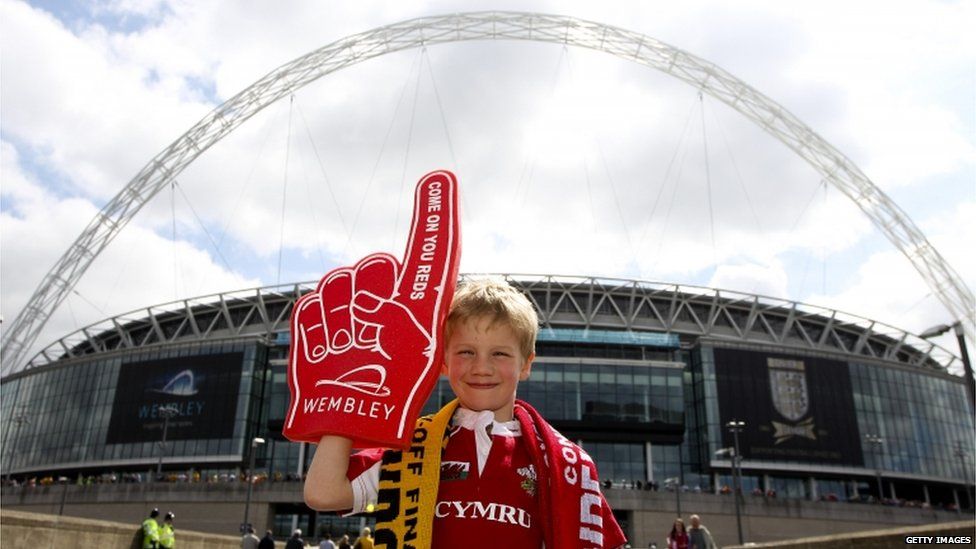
667, 517, 688, 549
319, 532, 337, 549
258, 529, 276, 549
285, 528, 305, 549
687, 514, 716, 549
242, 525, 261, 549
352, 527, 373, 549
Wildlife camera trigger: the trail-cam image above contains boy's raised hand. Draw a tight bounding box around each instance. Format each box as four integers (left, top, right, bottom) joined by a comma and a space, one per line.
284, 171, 461, 448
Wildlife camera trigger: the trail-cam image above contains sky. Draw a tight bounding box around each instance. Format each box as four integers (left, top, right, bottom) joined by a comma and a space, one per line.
1, 0, 974, 372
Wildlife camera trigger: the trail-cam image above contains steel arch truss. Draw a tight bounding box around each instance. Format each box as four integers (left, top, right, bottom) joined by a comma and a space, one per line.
511, 275, 957, 371
20, 275, 958, 374
2, 11, 971, 375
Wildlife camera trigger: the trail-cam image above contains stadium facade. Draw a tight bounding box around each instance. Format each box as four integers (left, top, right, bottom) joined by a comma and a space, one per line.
2, 274, 973, 540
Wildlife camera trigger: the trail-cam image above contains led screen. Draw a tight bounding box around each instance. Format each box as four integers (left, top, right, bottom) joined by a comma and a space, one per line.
106, 353, 243, 443
714, 347, 863, 465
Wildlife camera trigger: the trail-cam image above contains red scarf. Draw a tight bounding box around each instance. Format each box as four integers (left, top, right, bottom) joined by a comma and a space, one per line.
514, 400, 626, 549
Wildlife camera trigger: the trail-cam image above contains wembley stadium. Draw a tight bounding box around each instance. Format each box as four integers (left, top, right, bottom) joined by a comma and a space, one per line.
2, 12, 974, 546
2, 274, 972, 546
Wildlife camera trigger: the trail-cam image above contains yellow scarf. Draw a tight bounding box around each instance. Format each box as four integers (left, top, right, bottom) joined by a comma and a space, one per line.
371, 400, 458, 549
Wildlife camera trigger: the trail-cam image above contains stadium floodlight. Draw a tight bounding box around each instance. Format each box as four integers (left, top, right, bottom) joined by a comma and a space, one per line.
920, 324, 954, 339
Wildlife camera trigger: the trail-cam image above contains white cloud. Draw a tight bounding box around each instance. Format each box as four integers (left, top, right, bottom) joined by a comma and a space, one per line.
779, 1, 976, 191
709, 261, 790, 299
0, 139, 260, 362
2, 0, 973, 370
0, 0, 214, 200
807, 201, 976, 339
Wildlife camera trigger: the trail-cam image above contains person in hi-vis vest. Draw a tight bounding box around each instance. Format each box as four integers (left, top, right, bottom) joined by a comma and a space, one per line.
142, 508, 161, 548
159, 512, 175, 548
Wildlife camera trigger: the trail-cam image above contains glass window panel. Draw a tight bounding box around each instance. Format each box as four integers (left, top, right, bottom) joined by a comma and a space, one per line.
563, 367, 580, 383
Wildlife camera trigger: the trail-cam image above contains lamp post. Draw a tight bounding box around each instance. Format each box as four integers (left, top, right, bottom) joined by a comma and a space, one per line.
243, 437, 266, 532
664, 477, 681, 517
3, 405, 30, 483
954, 440, 972, 513
725, 420, 745, 545
920, 321, 974, 414
57, 476, 70, 515
715, 447, 743, 545
865, 434, 885, 501
155, 405, 180, 480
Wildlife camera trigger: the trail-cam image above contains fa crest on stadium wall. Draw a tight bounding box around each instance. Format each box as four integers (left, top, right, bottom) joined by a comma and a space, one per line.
767, 358, 816, 444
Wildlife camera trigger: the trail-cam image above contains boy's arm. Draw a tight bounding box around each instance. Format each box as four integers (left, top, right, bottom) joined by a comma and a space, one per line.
304, 435, 354, 511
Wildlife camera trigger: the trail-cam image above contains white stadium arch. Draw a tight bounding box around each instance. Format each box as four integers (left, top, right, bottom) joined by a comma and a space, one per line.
2, 11, 972, 376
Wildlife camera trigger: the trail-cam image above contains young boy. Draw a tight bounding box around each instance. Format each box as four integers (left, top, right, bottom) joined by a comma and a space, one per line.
305, 279, 625, 548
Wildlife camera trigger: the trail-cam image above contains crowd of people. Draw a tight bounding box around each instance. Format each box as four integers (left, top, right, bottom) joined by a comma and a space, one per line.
2, 471, 959, 513
598, 478, 960, 511
241, 526, 374, 549
1, 469, 307, 488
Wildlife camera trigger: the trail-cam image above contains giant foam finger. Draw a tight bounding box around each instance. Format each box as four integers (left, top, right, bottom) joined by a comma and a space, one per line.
284, 266, 399, 445
390, 170, 461, 444
394, 170, 461, 327
284, 171, 462, 448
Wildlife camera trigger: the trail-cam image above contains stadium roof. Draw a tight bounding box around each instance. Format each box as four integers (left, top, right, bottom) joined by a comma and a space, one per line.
7, 274, 960, 379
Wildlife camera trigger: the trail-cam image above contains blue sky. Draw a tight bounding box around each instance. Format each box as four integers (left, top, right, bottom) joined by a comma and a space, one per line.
2, 0, 974, 368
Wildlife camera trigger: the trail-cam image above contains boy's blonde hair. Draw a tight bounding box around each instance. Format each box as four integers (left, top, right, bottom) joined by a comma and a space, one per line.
444, 279, 538, 358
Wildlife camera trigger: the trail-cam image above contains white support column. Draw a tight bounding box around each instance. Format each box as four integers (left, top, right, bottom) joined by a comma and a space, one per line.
646, 442, 654, 483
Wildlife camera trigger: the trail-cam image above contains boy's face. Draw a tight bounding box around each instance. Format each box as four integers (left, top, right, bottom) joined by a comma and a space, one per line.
441, 315, 534, 422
